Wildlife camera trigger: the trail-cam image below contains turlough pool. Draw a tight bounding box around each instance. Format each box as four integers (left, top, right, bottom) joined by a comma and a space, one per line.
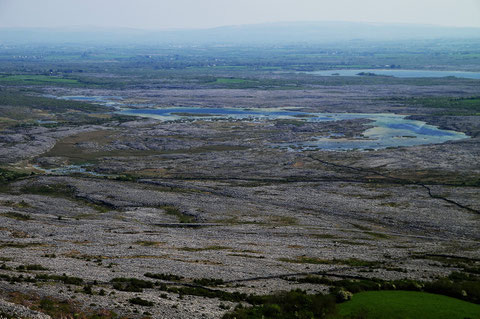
118, 107, 469, 151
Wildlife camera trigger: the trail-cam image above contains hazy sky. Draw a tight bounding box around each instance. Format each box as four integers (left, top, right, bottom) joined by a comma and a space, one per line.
1, 0, 479, 29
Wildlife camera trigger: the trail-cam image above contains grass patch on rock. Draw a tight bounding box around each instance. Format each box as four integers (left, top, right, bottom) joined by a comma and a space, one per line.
1, 212, 31, 220
162, 206, 196, 223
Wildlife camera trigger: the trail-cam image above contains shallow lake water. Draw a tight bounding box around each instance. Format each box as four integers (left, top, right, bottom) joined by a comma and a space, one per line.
119, 107, 469, 151
57, 95, 125, 108
305, 69, 480, 79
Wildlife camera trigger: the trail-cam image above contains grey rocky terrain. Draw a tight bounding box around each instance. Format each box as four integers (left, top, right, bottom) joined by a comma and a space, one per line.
1, 84, 479, 318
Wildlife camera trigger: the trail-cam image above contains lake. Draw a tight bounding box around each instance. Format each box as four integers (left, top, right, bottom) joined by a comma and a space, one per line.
305, 69, 480, 79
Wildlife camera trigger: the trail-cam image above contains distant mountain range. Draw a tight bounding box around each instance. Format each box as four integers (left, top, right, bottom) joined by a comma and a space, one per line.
1, 21, 479, 45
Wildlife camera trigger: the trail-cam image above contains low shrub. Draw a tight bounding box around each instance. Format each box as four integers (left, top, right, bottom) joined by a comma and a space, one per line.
111, 277, 154, 292
222, 290, 337, 319
129, 297, 154, 307
16, 264, 48, 271
144, 273, 184, 282
193, 278, 225, 286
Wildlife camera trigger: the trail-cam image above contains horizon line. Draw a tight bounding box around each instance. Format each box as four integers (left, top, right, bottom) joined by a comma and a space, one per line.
1, 20, 480, 31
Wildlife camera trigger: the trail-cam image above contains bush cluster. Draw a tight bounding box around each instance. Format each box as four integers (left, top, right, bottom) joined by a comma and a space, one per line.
223, 290, 337, 319
110, 277, 154, 292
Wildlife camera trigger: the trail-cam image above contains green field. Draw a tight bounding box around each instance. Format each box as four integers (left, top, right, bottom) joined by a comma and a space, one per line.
214, 77, 258, 84
338, 290, 480, 319
0, 75, 79, 85
392, 96, 480, 115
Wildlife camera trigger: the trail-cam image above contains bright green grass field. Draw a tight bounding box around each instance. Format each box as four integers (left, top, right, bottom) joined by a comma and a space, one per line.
338, 291, 480, 319
0, 75, 79, 85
